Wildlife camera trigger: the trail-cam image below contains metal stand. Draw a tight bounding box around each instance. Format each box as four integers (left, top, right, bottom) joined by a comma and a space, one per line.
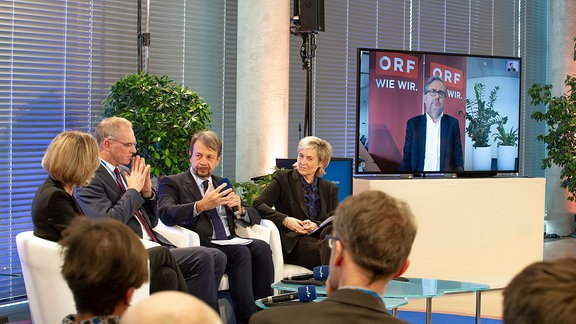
137, 0, 151, 73
291, 19, 318, 138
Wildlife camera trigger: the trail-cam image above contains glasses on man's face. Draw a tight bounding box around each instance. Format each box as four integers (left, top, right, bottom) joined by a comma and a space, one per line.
326, 234, 340, 249
109, 138, 137, 149
425, 89, 447, 98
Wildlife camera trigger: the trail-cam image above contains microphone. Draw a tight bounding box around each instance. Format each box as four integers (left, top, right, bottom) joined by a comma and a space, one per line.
217, 178, 241, 216
283, 265, 329, 281
259, 285, 317, 304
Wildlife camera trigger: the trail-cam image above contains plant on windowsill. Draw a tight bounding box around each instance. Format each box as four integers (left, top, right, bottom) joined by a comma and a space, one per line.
102, 72, 212, 177
465, 82, 506, 148
465, 82, 506, 170
492, 122, 518, 171
529, 37, 576, 200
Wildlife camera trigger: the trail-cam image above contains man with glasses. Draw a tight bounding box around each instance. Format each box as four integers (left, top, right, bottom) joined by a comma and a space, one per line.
74, 116, 226, 313
249, 190, 417, 324
400, 75, 464, 173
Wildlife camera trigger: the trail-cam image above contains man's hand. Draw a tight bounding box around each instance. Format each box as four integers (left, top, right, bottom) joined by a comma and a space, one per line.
223, 191, 244, 215
196, 181, 233, 213
124, 156, 150, 193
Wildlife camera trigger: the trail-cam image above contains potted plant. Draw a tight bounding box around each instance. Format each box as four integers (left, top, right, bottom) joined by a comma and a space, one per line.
102, 73, 212, 177
529, 72, 576, 201
492, 123, 518, 170
233, 171, 276, 206
465, 82, 506, 170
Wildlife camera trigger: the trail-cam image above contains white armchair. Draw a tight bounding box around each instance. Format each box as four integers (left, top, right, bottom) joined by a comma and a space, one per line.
155, 219, 310, 285
15, 231, 149, 324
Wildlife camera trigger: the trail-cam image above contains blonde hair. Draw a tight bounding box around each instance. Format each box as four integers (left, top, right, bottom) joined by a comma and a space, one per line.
41, 131, 99, 187
297, 136, 332, 177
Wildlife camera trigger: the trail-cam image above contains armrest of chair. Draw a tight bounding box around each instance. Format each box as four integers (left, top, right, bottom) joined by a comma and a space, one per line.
256, 219, 285, 283
235, 221, 271, 244
154, 221, 201, 247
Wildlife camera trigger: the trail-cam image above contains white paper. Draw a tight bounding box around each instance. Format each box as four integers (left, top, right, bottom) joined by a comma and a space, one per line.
211, 237, 253, 245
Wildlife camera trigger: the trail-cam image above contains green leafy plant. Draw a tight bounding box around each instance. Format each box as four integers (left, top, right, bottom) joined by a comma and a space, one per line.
529, 42, 576, 200
492, 123, 518, 147
232, 168, 279, 205
465, 83, 507, 147
102, 73, 212, 177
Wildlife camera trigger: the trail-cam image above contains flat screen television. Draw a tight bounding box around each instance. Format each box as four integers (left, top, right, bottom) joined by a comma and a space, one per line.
355, 48, 521, 177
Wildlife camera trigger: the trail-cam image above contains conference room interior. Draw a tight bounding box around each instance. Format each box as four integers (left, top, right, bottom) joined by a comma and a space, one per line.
1, 0, 574, 323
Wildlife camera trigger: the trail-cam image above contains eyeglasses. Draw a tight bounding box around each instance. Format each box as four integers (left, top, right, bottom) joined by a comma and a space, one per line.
326, 234, 340, 249
425, 89, 447, 98
109, 138, 137, 149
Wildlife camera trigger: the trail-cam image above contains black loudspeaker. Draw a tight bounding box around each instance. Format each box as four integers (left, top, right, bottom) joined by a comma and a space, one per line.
294, 0, 325, 33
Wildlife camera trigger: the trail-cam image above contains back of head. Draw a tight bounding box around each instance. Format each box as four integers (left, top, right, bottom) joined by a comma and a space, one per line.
60, 217, 148, 316
503, 257, 576, 324
41, 130, 99, 187
120, 291, 222, 324
334, 190, 417, 280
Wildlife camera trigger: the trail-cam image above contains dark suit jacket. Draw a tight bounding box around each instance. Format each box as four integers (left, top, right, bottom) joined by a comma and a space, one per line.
32, 176, 85, 242
74, 164, 172, 246
157, 171, 260, 243
249, 288, 408, 324
253, 169, 338, 255
400, 113, 464, 173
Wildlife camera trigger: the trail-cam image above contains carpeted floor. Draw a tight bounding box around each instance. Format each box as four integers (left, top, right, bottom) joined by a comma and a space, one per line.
397, 311, 502, 324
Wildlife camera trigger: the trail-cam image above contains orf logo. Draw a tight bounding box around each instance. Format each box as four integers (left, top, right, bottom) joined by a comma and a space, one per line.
375, 52, 419, 79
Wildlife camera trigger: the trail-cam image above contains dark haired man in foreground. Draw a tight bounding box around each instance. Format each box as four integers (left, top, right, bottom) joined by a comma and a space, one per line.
503, 257, 576, 324
249, 190, 417, 324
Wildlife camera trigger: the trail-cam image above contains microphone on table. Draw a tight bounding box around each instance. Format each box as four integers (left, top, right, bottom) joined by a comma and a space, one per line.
259, 285, 317, 304
217, 178, 242, 217
284, 265, 329, 281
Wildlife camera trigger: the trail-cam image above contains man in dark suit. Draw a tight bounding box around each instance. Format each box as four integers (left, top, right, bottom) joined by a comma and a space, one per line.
249, 190, 417, 324
157, 129, 274, 324
74, 117, 226, 312
400, 75, 464, 173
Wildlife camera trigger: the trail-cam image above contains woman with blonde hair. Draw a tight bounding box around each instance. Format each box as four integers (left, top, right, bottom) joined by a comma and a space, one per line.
32, 130, 100, 241
254, 136, 339, 269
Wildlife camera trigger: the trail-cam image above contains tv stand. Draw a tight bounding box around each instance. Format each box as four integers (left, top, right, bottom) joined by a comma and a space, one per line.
353, 177, 545, 288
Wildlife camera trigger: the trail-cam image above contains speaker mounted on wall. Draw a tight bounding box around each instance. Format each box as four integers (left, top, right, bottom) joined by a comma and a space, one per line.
294, 0, 325, 33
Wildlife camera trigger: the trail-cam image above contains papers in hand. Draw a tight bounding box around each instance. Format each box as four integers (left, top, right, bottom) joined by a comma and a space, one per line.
211, 237, 253, 245
308, 215, 334, 235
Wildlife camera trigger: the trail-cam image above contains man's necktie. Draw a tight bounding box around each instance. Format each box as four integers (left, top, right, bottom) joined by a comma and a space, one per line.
202, 180, 228, 240
113, 167, 159, 243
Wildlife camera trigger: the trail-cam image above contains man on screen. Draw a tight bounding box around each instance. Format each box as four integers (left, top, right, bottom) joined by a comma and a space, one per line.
400, 75, 463, 173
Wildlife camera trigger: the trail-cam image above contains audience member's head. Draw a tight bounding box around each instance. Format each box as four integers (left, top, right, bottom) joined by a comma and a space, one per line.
121, 291, 222, 324
327, 190, 417, 293
42, 130, 99, 187
60, 216, 148, 319
503, 257, 576, 324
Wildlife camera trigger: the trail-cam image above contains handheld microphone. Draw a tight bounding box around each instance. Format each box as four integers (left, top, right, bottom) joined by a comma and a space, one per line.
259, 285, 317, 304
217, 178, 241, 216
283, 265, 329, 281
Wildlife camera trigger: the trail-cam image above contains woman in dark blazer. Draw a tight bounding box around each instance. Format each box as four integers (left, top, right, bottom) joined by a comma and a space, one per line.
254, 136, 338, 270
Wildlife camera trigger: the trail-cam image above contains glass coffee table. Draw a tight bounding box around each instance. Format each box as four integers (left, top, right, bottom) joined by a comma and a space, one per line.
256, 294, 408, 317
271, 277, 490, 324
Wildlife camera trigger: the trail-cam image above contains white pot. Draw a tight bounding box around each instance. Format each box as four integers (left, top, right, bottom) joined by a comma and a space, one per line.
471, 146, 493, 171
497, 145, 516, 171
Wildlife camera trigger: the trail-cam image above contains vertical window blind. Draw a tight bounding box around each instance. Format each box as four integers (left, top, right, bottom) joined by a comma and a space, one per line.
0, 0, 549, 304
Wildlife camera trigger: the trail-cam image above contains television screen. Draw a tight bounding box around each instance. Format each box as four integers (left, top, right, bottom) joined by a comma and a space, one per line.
276, 157, 353, 203
355, 48, 521, 176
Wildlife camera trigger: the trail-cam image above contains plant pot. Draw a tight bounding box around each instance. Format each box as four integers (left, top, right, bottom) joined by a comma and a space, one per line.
471, 146, 492, 171
497, 145, 516, 171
